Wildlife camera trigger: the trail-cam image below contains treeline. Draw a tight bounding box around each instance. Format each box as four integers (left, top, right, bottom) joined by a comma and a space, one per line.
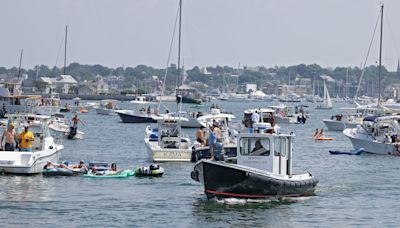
0, 62, 399, 91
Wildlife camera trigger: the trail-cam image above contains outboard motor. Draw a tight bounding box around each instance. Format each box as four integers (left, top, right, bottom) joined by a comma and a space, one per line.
213, 142, 224, 161
68, 127, 77, 140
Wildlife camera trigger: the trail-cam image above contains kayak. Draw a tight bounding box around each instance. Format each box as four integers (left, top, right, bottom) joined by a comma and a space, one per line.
314, 137, 334, 141
329, 148, 364, 155
135, 164, 164, 177
83, 170, 132, 178
43, 168, 74, 177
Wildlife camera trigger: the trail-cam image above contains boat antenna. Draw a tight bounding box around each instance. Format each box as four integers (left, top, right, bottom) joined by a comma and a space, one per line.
377, 3, 383, 107
64, 25, 68, 75
17, 49, 23, 78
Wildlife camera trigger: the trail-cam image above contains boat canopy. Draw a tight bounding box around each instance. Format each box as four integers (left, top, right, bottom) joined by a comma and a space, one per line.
244, 108, 275, 114
375, 115, 400, 122
363, 116, 380, 122
153, 116, 189, 122
197, 113, 235, 121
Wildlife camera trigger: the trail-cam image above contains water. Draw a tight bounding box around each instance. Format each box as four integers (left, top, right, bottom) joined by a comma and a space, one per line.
1, 100, 400, 227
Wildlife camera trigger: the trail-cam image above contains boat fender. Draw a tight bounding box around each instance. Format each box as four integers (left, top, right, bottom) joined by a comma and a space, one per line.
190, 147, 197, 163
190, 170, 199, 181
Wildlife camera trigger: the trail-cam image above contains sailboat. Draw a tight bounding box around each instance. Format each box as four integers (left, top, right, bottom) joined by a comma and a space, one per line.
144, 0, 192, 162
316, 80, 332, 109
342, 4, 400, 155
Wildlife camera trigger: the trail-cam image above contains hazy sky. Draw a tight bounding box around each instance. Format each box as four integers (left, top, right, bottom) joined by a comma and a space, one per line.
1, 0, 400, 70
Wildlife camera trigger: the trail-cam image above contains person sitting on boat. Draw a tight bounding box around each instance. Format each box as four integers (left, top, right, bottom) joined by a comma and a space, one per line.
1, 123, 16, 151
196, 126, 206, 146
18, 124, 34, 152
213, 124, 222, 142
251, 140, 269, 156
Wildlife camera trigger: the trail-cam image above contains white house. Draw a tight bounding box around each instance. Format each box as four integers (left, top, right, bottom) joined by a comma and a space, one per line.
40, 75, 78, 94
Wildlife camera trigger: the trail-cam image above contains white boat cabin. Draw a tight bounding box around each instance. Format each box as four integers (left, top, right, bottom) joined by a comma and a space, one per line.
155, 116, 190, 149
237, 133, 293, 176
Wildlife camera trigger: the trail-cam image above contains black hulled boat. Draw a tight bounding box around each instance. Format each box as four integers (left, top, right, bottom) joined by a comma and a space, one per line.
191, 132, 318, 199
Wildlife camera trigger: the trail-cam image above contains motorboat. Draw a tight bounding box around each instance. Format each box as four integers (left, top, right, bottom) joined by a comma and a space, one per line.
191, 131, 318, 199
48, 115, 85, 140
268, 104, 305, 124
191, 112, 237, 162
343, 115, 400, 155
144, 116, 192, 162
323, 113, 362, 131
95, 99, 119, 115
0, 114, 64, 174
115, 108, 159, 123
242, 108, 280, 133
129, 96, 155, 105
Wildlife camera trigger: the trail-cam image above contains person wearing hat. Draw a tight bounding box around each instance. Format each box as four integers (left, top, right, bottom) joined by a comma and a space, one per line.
1, 123, 16, 151
18, 124, 34, 152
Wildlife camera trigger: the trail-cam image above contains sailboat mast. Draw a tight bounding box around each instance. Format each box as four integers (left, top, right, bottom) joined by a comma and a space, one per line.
378, 4, 383, 106
64, 25, 68, 75
17, 49, 23, 78
177, 0, 182, 89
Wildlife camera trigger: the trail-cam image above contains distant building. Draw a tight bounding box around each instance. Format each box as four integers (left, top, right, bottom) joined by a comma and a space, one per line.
40, 75, 78, 94
245, 84, 257, 93
278, 85, 309, 96
78, 78, 110, 95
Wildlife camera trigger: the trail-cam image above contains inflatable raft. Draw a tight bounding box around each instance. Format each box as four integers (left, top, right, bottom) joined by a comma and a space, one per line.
83, 170, 133, 178
329, 148, 364, 155
135, 164, 164, 177
43, 168, 74, 177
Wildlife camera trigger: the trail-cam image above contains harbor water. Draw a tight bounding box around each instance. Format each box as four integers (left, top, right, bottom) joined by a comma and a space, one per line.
1, 100, 400, 227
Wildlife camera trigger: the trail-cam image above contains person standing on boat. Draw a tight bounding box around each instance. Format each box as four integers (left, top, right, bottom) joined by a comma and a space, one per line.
208, 126, 217, 159
72, 115, 85, 129
18, 124, 34, 152
250, 111, 260, 133
1, 123, 16, 151
196, 126, 206, 146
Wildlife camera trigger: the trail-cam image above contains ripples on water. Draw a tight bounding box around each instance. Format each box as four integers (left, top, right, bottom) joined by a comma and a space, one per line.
1, 101, 400, 227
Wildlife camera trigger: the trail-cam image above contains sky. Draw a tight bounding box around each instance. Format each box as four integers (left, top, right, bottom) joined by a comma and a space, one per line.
1, 0, 400, 71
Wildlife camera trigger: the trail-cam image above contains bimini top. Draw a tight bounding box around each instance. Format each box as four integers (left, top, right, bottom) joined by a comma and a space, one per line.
197, 113, 235, 121
153, 115, 188, 122
244, 108, 275, 114
363, 115, 380, 122
374, 115, 400, 122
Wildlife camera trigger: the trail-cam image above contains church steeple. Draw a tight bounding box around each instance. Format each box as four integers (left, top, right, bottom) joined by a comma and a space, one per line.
397, 58, 400, 74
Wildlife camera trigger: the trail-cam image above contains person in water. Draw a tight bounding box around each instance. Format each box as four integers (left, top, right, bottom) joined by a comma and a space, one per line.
69, 160, 88, 172
18, 124, 34, 152
1, 123, 16, 151
315, 129, 324, 138
196, 126, 206, 146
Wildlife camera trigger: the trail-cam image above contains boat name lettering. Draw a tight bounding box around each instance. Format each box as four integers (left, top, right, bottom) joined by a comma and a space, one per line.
163, 152, 182, 157
0, 160, 14, 165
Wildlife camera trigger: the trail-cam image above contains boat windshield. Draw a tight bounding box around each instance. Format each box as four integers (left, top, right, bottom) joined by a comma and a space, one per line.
240, 137, 270, 156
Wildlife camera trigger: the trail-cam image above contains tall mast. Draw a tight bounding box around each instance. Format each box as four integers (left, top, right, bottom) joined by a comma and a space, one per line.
64, 25, 68, 75
17, 49, 23, 78
177, 0, 182, 89
377, 4, 383, 106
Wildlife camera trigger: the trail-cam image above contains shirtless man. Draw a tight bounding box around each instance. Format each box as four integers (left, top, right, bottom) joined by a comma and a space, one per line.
1, 123, 16, 151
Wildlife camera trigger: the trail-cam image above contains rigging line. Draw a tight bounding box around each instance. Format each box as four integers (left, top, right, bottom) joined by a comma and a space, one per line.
355, 9, 381, 100
384, 13, 400, 62
54, 30, 65, 73
158, 1, 180, 110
